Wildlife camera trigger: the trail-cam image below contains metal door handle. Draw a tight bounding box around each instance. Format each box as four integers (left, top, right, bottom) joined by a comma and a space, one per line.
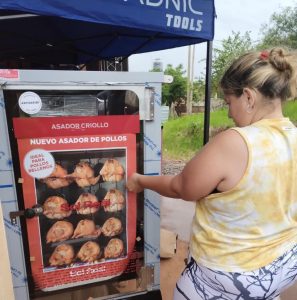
9, 205, 43, 225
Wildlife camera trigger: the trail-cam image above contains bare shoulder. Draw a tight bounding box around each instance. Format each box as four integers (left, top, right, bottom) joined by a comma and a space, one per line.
208, 128, 247, 151
175, 128, 248, 200
193, 128, 247, 164
212, 128, 249, 191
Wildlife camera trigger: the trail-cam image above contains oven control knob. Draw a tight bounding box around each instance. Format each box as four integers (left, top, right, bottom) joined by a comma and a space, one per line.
9, 205, 43, 224
24, 208, 36, 219
25, 205, 43, 219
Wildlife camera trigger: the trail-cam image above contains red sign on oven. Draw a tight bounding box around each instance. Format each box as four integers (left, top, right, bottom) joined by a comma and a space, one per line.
15, 116, 137, 292
13, 115, 140, 138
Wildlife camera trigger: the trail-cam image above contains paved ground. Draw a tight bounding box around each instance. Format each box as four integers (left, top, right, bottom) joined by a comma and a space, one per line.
160, 239, 189, 300
160, 196, 194, 300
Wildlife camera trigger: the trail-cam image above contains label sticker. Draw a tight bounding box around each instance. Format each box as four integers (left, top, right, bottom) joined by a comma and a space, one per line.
0, 69, 19, 80
24, 149, 55, 179
18, 92, 42, 115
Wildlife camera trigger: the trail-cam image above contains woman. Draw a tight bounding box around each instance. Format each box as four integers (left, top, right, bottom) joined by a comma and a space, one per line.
126, 48, 297, 299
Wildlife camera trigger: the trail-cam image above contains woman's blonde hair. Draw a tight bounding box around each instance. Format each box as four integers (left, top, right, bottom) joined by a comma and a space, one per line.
220, 48, 297, 101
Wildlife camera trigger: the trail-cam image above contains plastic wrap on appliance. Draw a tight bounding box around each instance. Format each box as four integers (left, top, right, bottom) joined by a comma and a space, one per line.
143, 190, 160, 264
0, 141, 26, 290
0, 152, 12, 172
143, 133, 162, 161
143, 158, 161, 265
0, 95, 4, 109
33, 94, 99, 117
14, 287, 30, 300
144, 83, 161, 107
0, 93, 29, 295
0, 102, 13, 172
0, 191, 28, 290
142, 86, 162, 268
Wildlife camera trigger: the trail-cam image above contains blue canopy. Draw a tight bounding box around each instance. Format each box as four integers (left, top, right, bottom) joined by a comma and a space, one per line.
0, 0, 215, 65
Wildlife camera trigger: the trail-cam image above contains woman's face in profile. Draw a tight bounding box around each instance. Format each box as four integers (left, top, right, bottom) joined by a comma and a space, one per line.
224, 93, 251, 127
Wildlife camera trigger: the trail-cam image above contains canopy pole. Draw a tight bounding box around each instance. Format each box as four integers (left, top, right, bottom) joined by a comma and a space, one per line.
203, 40, 213, 145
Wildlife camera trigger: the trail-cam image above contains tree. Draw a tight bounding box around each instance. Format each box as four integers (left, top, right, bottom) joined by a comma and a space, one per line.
192, 78, 205, 103
150, 63, 187, 116
161, 64, 187, 115
212, 31, 253, 97
259, 6, 297, 50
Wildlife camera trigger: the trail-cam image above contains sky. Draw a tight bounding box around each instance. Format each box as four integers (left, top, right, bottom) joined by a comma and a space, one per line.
128, 0, 296, 78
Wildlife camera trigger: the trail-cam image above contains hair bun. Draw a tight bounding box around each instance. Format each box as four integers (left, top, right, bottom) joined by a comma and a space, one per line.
269, 48, 292, 75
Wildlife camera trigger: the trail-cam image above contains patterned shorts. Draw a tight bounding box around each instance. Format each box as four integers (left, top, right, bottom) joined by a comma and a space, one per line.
174, 244, 297, 300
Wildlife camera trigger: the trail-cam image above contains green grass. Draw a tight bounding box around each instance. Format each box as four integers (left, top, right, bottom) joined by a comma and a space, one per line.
162, 100, 297, 160
162, 108, 233, 160
162, 114, 203, 160
283, 100, 297, 123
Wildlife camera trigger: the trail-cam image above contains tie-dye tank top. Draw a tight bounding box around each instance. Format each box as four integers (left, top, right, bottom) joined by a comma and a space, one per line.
190, 118, 297, 272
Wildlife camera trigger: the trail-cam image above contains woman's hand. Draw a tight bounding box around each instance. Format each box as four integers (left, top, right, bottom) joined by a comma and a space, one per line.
126, 173, 144, 193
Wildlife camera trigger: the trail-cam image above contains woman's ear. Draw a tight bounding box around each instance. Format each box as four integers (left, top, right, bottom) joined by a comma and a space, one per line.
243, 88, 255, 111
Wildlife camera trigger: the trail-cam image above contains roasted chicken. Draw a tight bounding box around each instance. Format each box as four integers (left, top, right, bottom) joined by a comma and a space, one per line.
101, 217, 122, 237
49, 244, 74, 266
77, 241, 100, 263
72, 219, 101, 239
103, 189, 125, 212
46, 220, 74, 243
40, 163, 72, 189
74, 193, 100, 215
104, 238, 124, 259
99, 159, 125, 182
70, 162, 100, 187
43, 196, 72, 219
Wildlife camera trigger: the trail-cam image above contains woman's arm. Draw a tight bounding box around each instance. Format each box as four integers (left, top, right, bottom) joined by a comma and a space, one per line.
126, 129, 248, 201
126, 173, 180, 198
